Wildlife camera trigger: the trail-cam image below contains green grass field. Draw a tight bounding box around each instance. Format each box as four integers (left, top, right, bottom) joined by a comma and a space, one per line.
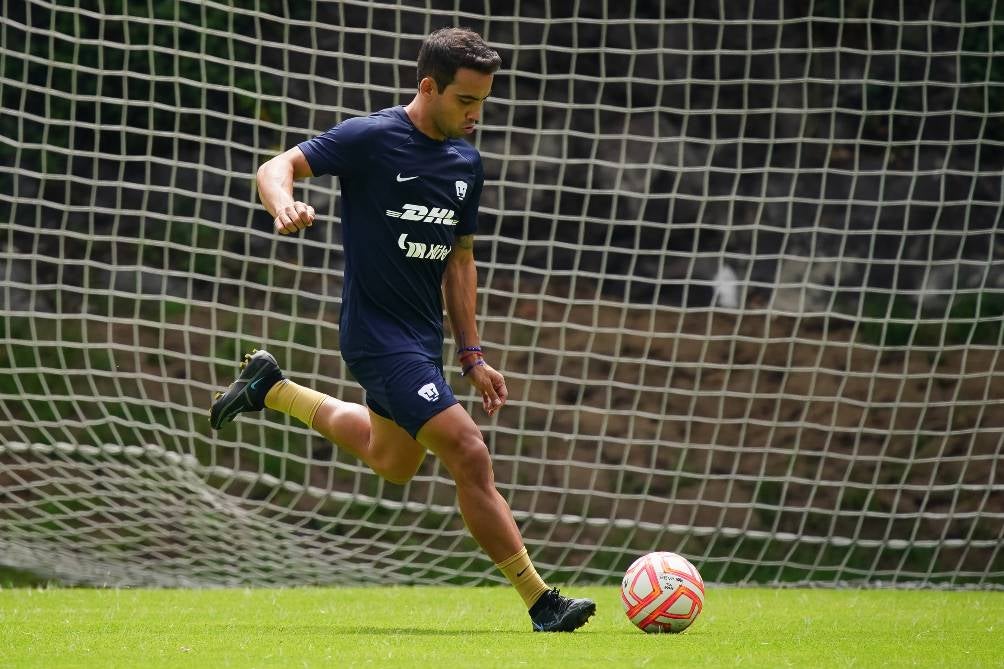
1, 586, 1001, 668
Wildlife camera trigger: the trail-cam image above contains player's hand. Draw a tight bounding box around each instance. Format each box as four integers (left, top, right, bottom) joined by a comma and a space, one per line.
466, 362, 508, 417
274, 201, 315, 235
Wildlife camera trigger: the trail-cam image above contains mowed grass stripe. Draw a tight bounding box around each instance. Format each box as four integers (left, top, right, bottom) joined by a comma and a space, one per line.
1, 587, 1001, 668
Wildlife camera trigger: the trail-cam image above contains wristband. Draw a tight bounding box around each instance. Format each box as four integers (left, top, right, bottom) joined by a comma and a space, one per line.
458, 346, 484, 366
461, 358, 487, 376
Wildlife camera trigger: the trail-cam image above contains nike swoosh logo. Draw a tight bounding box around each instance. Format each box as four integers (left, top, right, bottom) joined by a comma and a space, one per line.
516, 566, 529, 578
396, 173, 419, 182
249, 378, 261, 390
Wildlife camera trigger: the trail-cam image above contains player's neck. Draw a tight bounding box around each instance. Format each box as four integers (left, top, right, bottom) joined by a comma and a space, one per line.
403, 99, 445, 142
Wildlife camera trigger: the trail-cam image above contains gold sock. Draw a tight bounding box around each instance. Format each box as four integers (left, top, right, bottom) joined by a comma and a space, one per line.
264, 379, 329, 428
495, 547, 550, 609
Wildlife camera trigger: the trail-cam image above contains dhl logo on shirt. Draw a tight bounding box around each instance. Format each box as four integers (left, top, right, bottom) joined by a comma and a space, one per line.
386, 204, 458, 226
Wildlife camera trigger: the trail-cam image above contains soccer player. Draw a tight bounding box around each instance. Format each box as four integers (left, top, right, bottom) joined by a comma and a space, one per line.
210, 27, 595, 632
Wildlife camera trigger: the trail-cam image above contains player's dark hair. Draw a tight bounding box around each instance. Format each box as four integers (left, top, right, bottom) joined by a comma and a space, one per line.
417, 27, 502, 92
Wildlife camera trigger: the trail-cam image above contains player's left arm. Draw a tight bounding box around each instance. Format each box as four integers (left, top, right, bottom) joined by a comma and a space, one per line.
443, 234, 508, 417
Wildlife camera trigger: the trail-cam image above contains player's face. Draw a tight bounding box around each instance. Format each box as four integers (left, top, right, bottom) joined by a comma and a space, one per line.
428, 67, 493, 140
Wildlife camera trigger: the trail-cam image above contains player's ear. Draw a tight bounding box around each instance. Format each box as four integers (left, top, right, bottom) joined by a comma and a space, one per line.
418, 76, 438, 97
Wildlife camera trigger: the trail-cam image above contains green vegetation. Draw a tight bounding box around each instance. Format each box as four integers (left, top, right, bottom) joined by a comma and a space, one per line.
855, 291, 1004, 347
813, 0, 1004, 141
0, 566, 51, 588
0, 587, 1001, 669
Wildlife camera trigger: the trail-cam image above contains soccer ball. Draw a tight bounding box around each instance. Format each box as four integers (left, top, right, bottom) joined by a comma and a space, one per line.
621, 551, 705, 633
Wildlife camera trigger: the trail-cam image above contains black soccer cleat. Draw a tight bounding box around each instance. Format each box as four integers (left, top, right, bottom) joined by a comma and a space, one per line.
209, 349, 285, 429
529, 588, 596, 632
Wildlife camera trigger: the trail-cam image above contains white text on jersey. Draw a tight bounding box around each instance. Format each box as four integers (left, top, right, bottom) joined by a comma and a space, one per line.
398, 234, 451, 261
386, 204, 458, 226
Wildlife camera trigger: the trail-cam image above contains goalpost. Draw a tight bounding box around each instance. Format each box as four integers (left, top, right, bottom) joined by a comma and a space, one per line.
2, 1, 1002, 588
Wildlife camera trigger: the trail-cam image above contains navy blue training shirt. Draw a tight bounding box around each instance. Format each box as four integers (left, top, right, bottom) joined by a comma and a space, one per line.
297, 106, 483, 360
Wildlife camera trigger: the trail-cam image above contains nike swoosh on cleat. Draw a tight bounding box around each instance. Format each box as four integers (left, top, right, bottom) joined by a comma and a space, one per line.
396, 173, 419, 182
249, 378, 261, 390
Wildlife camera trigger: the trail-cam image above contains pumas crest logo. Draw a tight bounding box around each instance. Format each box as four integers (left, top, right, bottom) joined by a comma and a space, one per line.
417, 382, 440, 402
455, 181, 468, 200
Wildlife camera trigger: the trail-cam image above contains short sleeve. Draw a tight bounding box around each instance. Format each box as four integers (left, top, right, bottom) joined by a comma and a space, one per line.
456, 154, 483, 236
297, 116, 376, 177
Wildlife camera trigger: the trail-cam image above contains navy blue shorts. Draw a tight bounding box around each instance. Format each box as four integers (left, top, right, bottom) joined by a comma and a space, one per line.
343, 352, 459, 438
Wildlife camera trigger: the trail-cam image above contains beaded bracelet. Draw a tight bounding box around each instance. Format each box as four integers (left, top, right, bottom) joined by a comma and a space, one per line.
458, 345, 484, 366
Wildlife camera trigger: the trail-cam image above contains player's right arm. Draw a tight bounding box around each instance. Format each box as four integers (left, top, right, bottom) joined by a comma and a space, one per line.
256, 146, 316, 235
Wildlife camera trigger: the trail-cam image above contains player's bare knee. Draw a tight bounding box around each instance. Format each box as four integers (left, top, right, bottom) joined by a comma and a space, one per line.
376, 458, 424, 485
445, 438, 494, 490
368, 441, 425, 485
381, 471, 412, 486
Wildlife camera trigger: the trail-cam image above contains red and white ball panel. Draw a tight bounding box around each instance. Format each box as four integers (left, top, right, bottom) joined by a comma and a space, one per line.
621, 551, 705, 633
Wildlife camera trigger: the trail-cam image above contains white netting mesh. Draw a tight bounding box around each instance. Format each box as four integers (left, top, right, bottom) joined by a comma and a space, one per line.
1, 0, 1002, 588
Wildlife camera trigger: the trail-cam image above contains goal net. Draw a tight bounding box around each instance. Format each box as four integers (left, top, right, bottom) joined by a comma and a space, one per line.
2, 1, 1002, 589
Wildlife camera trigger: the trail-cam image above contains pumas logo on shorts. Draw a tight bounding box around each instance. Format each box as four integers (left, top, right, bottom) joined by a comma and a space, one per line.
417, 382, 440, 402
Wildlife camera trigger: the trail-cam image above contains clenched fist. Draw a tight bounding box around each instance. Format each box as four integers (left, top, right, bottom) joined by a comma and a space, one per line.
274, 202, 315, 235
